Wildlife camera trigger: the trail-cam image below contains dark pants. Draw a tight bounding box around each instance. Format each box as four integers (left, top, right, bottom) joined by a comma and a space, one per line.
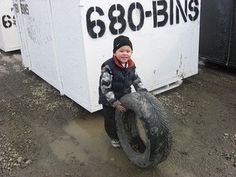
102, 105, 118, 140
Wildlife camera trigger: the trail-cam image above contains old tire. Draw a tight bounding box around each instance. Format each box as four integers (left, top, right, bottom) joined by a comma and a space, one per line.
115, 92, 172, 168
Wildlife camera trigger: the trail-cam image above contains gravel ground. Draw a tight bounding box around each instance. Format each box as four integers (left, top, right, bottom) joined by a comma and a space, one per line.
0, 50, 236, 177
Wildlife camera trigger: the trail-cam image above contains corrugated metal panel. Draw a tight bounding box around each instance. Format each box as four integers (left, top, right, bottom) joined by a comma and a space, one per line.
200, 0, 233, 64
229, 1, 236, 68
199, 0, 233, 65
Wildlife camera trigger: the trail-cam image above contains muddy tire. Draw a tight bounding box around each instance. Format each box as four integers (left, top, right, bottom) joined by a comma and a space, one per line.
115, 92, 172, 168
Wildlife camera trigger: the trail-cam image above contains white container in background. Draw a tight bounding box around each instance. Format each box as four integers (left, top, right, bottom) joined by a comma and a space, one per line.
0, 0, 20, 52
13, 0, 201, 112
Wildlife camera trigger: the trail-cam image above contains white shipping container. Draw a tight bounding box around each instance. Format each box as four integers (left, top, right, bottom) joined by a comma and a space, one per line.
13, 0, 201, 112
0, 0, 20, 52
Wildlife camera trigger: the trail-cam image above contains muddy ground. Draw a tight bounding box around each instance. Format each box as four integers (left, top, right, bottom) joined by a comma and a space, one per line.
0, 51, 236, 177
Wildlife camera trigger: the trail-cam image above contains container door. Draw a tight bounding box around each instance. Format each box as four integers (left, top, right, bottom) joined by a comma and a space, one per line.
199, 0, 234, 65
19, 0, 61, 90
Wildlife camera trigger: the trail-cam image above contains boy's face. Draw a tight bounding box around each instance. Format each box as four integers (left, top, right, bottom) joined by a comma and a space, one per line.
114, 45, 133, 64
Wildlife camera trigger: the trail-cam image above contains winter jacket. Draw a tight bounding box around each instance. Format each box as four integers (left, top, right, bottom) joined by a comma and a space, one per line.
99, 57, 147, 107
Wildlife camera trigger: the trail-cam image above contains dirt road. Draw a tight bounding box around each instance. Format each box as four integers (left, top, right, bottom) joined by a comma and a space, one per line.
0, 51, 236, 177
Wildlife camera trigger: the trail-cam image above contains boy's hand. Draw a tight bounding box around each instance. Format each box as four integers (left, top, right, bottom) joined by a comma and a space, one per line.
116, 104, 127, 113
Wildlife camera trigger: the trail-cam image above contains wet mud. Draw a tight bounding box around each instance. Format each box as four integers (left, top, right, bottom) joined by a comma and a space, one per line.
0, 51, 236, 177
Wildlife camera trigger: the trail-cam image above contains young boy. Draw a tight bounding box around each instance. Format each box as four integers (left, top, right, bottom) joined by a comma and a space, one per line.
99, 35, 147, 148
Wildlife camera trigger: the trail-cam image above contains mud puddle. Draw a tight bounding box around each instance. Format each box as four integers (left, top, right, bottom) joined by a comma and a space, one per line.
48, 113, 198, 177
49, 113, 130, 167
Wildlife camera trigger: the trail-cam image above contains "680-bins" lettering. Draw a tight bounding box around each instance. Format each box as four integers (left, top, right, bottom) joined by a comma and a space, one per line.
86, 0, 199, 38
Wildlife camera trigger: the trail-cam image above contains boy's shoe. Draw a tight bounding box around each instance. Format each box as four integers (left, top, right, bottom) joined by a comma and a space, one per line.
111, 139, 121, 148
